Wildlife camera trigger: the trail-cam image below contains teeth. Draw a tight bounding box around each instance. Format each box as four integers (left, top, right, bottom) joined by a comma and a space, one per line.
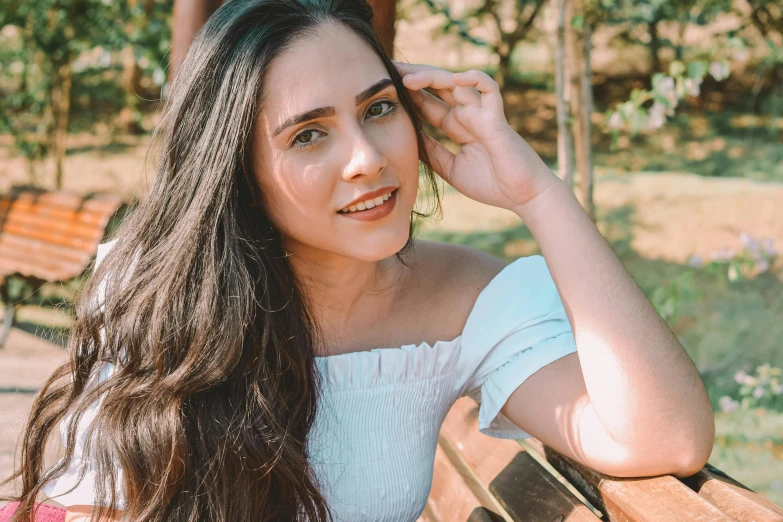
339, 190, 395, 213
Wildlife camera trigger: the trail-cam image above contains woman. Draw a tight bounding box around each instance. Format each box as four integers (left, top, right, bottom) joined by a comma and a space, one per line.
1, 0, 715, 520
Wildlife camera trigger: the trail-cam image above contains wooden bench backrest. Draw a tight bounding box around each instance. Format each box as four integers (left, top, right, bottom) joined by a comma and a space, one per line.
420, 397, 783, 522
0, 190, 126, 282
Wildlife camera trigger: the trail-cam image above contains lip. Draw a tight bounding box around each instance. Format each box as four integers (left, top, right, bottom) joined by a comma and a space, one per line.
337, 188, 398, 222
338, 185, 399, 212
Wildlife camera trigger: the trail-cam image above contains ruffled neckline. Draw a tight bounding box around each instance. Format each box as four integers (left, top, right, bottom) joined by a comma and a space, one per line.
314, 336, 463, 389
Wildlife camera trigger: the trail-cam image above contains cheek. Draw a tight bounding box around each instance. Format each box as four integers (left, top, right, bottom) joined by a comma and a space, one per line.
259, 160, 334, 232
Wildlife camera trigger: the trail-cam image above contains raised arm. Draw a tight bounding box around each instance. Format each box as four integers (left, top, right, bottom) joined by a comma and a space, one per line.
500, 177, 714, 478
393, 61, 715, 479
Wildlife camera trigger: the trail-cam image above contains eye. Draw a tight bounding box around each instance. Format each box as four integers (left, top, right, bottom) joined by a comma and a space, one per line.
292, 128, 324, 149
290, 99, 399, 150
366, 99, 398, 119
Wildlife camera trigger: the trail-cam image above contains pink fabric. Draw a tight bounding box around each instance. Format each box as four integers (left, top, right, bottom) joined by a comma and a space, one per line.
0, 502, 66, 522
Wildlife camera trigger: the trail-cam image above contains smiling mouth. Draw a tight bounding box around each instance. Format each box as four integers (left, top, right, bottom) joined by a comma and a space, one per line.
337, 188, 398, 214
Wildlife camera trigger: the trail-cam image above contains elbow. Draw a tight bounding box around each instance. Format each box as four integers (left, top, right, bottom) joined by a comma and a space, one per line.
669, 417, 716, 478
602, 417, 716, 479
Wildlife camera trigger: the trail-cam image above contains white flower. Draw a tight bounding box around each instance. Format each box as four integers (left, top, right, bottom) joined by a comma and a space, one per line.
608, 111, 624, 130
719, 396, 739, 412
152, 68, 166, 86
756, 259, 769, 273
734, 370, 749, 384
657, 76, 678, 109
687, 255, 703, 268
753, 386, 765, 399
684, 77, 702, 97
762, 238, 777, 258
645, 102, 667, 130
710, 61, 729, 81
772, 384, 783, 395
711, 248, 735, 262
99, 50, 111, 68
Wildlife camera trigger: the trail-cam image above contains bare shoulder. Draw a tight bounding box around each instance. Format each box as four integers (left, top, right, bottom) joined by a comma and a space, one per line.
406, 239, 508, 339
413, 238, 506, 285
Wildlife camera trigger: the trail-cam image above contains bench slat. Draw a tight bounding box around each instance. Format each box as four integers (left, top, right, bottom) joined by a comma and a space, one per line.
439, 398, 600, 522
3, 211, 108, 241
0, 235, 91, 265
0, 199, 114, 226
1, 220, 103, 247
489, 451, 601, 522
524, 438, 735, 521
679, 465, 783, 522
0, 192, 123, 215
0, 246, 86, 281
418, 444, 503, 522
0, 225, 100, 252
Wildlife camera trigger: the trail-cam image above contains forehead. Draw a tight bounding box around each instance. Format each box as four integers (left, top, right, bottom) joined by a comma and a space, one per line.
262, 22, 388, 114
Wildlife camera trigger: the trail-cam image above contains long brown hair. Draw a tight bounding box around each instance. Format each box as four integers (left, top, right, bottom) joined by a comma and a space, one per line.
1, 0, 442, 520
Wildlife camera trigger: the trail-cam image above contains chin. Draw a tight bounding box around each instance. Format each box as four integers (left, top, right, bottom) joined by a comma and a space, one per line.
348, 233, 411, 262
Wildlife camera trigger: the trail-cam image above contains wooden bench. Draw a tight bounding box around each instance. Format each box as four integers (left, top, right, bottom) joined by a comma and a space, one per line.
0, 187, 127, 347
419, 396, 783, 522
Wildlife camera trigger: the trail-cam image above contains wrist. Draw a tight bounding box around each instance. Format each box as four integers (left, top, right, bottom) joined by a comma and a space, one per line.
510, 173, 571, 218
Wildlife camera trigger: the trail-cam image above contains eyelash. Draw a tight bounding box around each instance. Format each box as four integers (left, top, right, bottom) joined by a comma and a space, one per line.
290, 99, 399, 150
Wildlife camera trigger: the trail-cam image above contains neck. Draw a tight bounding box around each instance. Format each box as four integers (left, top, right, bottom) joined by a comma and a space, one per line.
283, 238, 404, 338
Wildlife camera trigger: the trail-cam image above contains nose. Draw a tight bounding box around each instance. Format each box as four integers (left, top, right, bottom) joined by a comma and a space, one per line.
340, 123, 388, 182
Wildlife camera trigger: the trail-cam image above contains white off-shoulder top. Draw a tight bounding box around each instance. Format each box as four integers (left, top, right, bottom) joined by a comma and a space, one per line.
43, 240, 578, 521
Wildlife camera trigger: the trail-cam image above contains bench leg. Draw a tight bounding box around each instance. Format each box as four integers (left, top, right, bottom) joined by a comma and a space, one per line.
0, 282, 15, 348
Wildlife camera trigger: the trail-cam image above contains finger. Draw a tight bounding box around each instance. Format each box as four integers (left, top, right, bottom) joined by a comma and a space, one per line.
421, 134, 456, 185
403, 70, 482, 107
409, 89, 476, 144
452, 70, 504, 116
408, 88, 450, 128
392, 60, 438, 77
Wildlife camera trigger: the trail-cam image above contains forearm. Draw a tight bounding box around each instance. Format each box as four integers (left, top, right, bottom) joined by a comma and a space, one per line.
512, 174, 714, 470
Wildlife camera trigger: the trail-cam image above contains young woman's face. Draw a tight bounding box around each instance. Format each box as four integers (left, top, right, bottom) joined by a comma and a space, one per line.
253, 22, 420, 262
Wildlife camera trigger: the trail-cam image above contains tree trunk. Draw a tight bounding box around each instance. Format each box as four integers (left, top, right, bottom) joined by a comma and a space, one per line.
578, 19, 594, 221
496, 50, 510, 92
170, 0, 223, 85
119, 46, 144, 134
368, 0, 397, 57
566, 0, 594, 221
649, 19, 661, 75
554, 0, 574, 189
120, 0, 155, 133
52, 61, 72, 190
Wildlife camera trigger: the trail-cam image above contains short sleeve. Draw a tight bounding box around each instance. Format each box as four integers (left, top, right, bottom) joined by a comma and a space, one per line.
456, 255, 577, 439
42, 240, 126, 509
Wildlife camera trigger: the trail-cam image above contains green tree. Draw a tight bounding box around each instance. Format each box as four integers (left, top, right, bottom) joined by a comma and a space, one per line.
0, 0, 130, 188
420, 0, 546, 95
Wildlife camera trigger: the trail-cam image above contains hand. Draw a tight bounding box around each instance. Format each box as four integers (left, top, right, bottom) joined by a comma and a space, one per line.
393, 61, 560, 209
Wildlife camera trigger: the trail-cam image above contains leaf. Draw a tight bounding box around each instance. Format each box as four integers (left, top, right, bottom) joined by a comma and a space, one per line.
687, 60, 708, 79
570, 15, 584, 30
669, 60, 685, 77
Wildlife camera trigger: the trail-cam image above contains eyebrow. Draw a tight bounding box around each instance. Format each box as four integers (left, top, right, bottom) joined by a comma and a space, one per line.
272, 78, 395, 138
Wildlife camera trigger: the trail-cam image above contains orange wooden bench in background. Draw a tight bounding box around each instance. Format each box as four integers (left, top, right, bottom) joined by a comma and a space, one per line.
419, 397, 783, 522
0, 187, 127, 347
